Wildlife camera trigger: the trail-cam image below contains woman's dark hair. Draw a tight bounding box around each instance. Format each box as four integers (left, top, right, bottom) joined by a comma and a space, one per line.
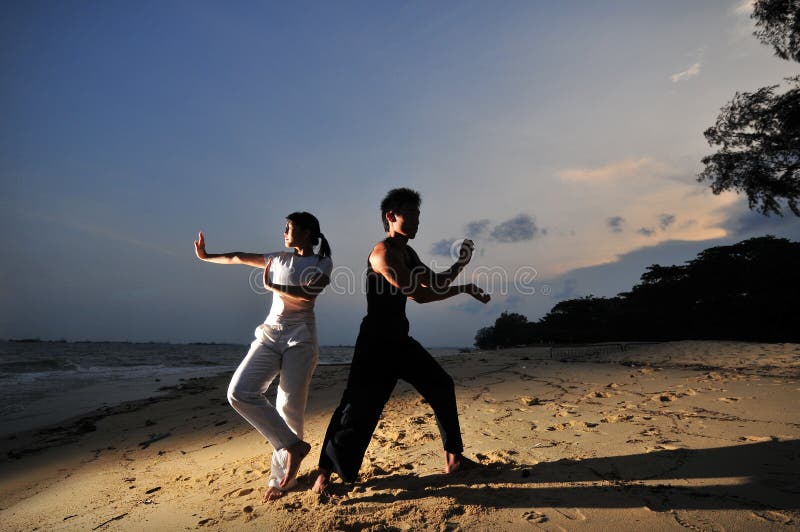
286, 211, 332, 258
380, 188, 421, 231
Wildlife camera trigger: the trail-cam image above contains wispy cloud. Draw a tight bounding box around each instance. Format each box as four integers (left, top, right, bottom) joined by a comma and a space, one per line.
8, 205, 179, 257
729, 0, 757, 43
558, 157, 672, 184
490, 214, 538, 243
431, 239, 455, 257
733, 0, 754, 15
670, 62, 701, 83
465, 219, 491, 239
607, 216, 625, 233
549, 156, 739, 277
659, 213, 676, 230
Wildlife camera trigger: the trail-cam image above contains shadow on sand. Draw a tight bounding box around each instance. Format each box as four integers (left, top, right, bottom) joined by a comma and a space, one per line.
340, 439, 800, 510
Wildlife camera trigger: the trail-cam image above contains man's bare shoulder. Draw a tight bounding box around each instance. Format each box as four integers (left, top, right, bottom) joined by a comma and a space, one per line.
370, 239, 404, 268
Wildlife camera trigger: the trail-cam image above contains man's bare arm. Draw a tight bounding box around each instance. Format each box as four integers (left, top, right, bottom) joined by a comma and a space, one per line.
194, 231, 266, 268
408, 239, 475, 289
371, 242, 489, 304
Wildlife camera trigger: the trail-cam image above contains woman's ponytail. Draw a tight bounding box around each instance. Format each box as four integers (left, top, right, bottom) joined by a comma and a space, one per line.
317, 232, 332, 258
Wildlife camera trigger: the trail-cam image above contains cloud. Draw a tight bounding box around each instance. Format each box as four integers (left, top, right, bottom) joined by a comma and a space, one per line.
729, 0, 757, 43
607, 216, 625, 233
465, 219, 491, 238
659, 213, 676, 230
431, 238, 456, 257
490, 214, 538, 243
718, 202, 800, 239
670, 62, 701, 83
558, 157, 673, 184
548, 156, 741, 277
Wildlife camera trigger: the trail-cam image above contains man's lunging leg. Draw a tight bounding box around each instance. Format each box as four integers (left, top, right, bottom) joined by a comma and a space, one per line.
401, 338, 479, 473
314, 347, 396, 490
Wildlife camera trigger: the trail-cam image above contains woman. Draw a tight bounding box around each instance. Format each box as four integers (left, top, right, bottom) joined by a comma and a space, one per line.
194, 212, 332, 502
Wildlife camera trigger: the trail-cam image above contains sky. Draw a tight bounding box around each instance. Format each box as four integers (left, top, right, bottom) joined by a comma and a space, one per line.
2, 1, 799, 347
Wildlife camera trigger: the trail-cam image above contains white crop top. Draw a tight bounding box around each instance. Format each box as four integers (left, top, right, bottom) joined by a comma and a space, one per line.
263, 252, 333, 325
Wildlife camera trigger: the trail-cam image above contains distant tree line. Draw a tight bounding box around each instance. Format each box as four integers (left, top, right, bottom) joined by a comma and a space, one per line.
475, 236, 800, 348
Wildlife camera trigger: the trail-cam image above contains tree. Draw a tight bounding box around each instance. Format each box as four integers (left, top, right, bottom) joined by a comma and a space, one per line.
698, 0, 800, 216
493, 311, 529, 347
753, 0, 800, 62
474, 326, 497, 349
698, 78, 800, 215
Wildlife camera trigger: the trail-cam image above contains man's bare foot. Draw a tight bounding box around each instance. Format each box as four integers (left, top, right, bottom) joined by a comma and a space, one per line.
445, 452, 481, 474
280, 440, 312, 488
262, 486, 286, 502
311, 469, 331, 494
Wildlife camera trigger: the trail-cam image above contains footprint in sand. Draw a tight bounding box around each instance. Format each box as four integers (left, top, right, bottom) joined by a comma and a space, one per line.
601, 414, 634, 423
653, 393, 678, 402
673, 509, 724, 531
522, 510, 548, 523
519, 396, 541, 406
739, 435, 772, 442
752, 510, 792, 524
475, 449, 519, 464
547, 421, 575, 431
555, 508, 586, 521
651, 443, 680, 451
237, 488, 253, 497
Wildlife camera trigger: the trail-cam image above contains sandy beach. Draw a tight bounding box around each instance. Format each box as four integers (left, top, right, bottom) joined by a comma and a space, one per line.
1, 340, 798, 531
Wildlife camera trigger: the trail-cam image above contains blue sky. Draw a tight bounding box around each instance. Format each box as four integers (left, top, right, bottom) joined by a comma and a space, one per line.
2, 1, 798, 346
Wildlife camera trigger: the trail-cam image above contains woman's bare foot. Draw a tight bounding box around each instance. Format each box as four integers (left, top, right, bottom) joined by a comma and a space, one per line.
445, 452, 481, 474
262, 486, 286, 502
280, 440, 312, 488
311, 469, 331, 494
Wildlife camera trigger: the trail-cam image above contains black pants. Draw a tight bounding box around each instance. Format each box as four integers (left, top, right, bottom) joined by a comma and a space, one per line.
318, 320, 464, 482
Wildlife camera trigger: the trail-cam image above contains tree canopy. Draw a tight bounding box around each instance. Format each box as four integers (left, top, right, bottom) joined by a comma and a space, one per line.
698, 0, 800, 216
753, 0, 800, 62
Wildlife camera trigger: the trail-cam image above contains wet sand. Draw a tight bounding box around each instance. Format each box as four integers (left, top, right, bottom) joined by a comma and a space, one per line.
1, 341, 798, 530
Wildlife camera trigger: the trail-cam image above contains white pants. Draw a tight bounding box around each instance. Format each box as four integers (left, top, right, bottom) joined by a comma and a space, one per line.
227, 322, 318, 489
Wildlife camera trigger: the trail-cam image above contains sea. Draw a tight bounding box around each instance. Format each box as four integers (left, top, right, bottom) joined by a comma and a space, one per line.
0, 341, 466, 437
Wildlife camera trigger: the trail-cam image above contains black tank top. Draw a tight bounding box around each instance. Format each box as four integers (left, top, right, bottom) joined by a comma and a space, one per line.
363, 240, 418, 335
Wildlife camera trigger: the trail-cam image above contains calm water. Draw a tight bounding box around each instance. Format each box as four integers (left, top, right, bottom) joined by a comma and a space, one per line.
0, 341, 465, 436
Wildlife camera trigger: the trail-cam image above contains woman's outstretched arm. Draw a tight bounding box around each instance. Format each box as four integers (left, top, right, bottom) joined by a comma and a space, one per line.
194, 231, 266, 268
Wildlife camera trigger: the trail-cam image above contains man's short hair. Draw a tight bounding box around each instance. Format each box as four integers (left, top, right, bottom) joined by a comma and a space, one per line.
380, 188, 421, 231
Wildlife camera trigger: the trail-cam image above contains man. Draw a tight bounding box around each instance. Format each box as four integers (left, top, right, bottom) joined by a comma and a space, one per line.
313, 188, 490, 492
